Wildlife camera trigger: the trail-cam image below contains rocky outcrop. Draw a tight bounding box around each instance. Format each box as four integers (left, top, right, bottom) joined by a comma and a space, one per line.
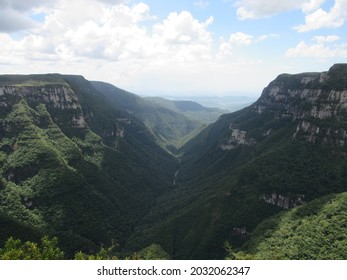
220, 124, 256, 150
261, 193, 305, 209
293, 120, 347, 146
0, 85, 80, 110
0, 85, 87, 129
231, 227, 250, 237
254, 64, 347, 119
253, 64, 347, 147
116, 117, 132, 125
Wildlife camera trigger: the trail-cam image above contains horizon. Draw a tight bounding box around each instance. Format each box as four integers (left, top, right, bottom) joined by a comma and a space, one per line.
1, 0, 347, 97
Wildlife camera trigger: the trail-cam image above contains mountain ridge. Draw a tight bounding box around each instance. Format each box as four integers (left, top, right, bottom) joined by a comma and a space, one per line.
91, 81, 226, 152
126, 63, 347, 259
1, 64, 347, 259
0, 74, 177, 256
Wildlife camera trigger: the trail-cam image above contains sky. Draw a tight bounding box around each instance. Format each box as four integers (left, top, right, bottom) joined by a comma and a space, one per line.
0, 0, 347, 97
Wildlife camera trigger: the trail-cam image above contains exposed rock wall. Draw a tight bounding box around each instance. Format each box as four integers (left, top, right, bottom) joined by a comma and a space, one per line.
254, 64, 347, 120
253, 64, 347, 147
261, 193, 306, 209
0, 85, 87, 128
0, 85, 80, 110
220, 125, 256, 150
293, 120, 347, 146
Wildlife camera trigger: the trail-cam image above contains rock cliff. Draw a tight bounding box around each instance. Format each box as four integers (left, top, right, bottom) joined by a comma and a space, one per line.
0, 74, 176, 256
261, 193, 305, 209
220, 125, 256, 150
0, 84, 86, 129
159, 64, 347, 259
253, 64, 347, 148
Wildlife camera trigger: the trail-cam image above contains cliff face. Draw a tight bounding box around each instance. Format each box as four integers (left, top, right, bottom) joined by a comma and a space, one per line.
0, 74, 176, 256
254, 64, 347, 117
0, 85, 79, 110
220, 126, 256, 150
253, 64, 347, 149
2, 66, 347, 259
0, 84, 87, 129
261, 193, 305, 209
143, 64, 347, 259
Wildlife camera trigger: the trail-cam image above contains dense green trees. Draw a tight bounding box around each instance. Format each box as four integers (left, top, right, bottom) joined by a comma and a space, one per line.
0, 236, 170, 260
0, 74, 177, 258
2, 67, 347, 260
0, 236, 64, 260
227, 192, 347, 260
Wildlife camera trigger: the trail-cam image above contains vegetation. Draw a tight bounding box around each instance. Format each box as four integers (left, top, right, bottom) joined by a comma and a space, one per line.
92, 81, 225, 151
0, 74, 69, 87
0, 236, 64, 260
0, 236, 169, 260
1, 65, 347, 260
125, 64, 347, 259
0, 74, 176, 258
145, 97, 228, 124
228, 192, 347, 259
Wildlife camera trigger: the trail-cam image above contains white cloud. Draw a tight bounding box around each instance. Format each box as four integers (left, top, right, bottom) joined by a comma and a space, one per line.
0, 1, 222, 92
234, 0, 347, 33
234, 0, 307, 20
217, 32, 278, 58
285, 36, 347, 58
96, 0, 127, 4
150, 11, 214, 63
313, 35, 341, 44
35, 1, 154, 61
24, 1, 214, 64
0, 7, 39, 32
153, 11, 213, 46
301, 0, 324, 13
0, 0, 154, 64
0, 0, 56, 32
218, 41, 233, 58
254, 33, 279, 42
217, 32, 253, 59
0, 0, 313, 95
194, 0, 210, 10
0, 0, 55, 11
228, 32, 254, 45
295, 0, 347, 32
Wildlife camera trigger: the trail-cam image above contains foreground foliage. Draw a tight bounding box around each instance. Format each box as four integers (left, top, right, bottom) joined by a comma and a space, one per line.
0, 236, 64, 260
227, 192, 347, 260
0, 236, 169, 260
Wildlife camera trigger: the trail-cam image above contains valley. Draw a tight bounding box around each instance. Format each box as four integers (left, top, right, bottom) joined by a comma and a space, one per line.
1, 64, 347, 259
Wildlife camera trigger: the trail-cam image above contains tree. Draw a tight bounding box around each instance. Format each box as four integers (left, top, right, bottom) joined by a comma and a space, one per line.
74, 240, 119, 260
0, 236, 64, 260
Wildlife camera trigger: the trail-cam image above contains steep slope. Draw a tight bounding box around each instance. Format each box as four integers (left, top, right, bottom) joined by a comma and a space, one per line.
233, 191, 347, 259
91, 82, 224, 151
127, 64, 347, 259
0, 74, 176, 256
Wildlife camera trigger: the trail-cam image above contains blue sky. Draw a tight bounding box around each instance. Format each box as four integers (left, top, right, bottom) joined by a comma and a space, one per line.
0, 0, 347, 97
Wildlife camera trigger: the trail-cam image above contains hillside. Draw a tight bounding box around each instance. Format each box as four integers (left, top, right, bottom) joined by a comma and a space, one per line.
144, 97, 228, 124
1, 64, 347, 260
232, 191, 347, 259
170, 95, 257, 112
0, 74, 176, 256
91, 82, 226, 152
126, 64, 347, 259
